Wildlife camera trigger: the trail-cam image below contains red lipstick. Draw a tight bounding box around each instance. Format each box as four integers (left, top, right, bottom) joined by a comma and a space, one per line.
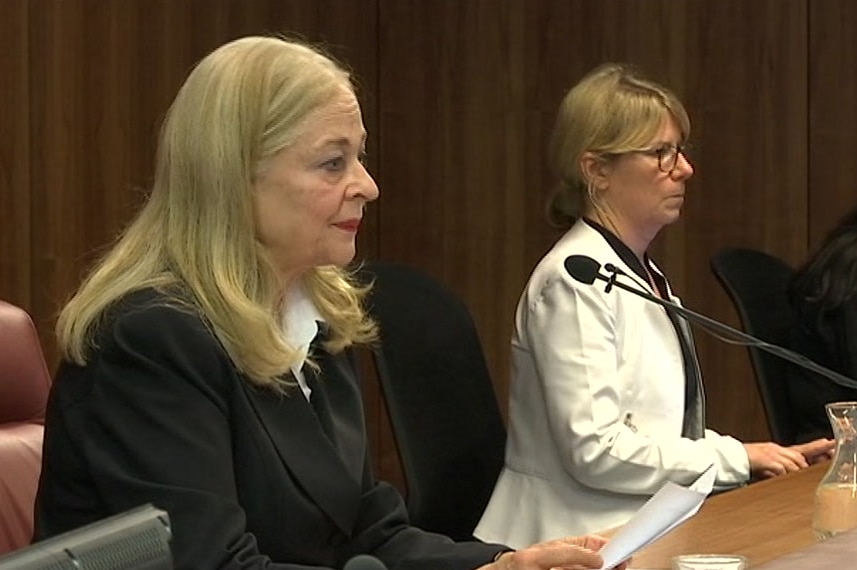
334, 219, 360, 232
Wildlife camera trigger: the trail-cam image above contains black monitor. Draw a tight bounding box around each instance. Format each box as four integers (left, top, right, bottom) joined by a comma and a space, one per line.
0, 504, 172, 569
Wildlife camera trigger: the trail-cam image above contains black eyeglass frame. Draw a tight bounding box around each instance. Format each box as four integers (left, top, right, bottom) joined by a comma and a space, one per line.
632, 142, 693, 174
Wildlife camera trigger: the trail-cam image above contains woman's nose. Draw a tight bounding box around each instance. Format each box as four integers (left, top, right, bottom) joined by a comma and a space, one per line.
354, 163, 379, 201
673, 151, 694, 179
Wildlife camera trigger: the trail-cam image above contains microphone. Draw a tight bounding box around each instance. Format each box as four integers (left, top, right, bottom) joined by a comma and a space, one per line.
344, 555, 389, 570
563, 254, 857, 390
0, 504, 172, 569
565, 255, 600, 284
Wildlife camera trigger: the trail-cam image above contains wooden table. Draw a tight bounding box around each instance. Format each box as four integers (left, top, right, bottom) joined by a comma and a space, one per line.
629, 462, 827, 569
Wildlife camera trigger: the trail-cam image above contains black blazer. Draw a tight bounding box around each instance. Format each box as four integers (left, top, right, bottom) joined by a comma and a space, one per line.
34, 289, 505, 569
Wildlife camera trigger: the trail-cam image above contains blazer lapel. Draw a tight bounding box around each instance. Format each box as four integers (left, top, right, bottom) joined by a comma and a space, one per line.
315, 349, 368, 479
243, 370, 363, 535
669, 310, 706, 439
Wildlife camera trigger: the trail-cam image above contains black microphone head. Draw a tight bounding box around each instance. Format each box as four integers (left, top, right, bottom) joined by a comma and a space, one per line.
564, 255, 601, 285
344, 555, 388, 570
604, 262, 625, 275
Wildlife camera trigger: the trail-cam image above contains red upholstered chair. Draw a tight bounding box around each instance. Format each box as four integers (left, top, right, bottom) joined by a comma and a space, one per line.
0, 300, 51, 555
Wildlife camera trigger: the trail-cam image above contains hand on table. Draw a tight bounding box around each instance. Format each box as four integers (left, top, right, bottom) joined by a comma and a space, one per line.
745, 438, 834, 479
487, 535, 629, 570
793, 438, 836, 464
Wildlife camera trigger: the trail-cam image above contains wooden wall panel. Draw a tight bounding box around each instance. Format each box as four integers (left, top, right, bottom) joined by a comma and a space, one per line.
378, 0, 535, 414
0, 1, 31, 309
809, 2, 857, 246
2, 0, 844, 496
378, 0, 807, 441
668, 1, 809, 440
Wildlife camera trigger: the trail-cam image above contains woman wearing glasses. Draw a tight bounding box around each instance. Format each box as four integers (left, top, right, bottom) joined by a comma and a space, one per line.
473, 63, 833, 545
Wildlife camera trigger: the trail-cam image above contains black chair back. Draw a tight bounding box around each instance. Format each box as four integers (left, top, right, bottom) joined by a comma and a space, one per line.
360, 261, 506, 540
710, 247, 797, 444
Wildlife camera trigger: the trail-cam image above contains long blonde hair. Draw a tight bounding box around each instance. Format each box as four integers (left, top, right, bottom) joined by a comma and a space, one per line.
547, 63, 690, 229
57, 35, 376, 389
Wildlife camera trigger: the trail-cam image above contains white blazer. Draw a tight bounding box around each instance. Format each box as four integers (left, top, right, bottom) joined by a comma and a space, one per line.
474, 220, 749, 546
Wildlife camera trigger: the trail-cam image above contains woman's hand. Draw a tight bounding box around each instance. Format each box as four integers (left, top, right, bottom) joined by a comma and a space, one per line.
792, 438, 836, 464
486, 535, 629, 570
744, 438, 834, 479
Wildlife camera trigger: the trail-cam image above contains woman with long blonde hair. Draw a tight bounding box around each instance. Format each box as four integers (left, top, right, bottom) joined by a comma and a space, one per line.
34, 36, 627, 570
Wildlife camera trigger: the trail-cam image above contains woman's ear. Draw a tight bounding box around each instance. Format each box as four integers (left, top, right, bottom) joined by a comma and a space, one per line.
580, 152, 610, 190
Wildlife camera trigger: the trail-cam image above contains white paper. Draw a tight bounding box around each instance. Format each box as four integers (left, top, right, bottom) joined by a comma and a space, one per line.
598, 464, 717, 569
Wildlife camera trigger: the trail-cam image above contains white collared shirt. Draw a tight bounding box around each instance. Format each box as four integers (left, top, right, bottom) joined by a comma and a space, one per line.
280, 284, 325, 401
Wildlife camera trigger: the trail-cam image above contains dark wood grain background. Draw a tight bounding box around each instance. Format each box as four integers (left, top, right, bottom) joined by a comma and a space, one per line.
2, 0, 852, 491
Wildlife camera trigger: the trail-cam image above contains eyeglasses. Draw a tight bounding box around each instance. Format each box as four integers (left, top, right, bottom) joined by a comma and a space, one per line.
633, 142, 692, 174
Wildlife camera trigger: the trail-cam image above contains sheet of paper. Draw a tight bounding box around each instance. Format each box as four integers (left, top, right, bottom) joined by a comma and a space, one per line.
598, 464, 717, 570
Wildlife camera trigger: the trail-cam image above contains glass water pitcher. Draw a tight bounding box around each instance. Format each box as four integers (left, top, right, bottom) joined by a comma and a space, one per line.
813, 401, 857, 540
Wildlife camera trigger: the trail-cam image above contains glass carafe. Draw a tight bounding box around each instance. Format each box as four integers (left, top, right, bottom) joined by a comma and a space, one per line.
813, 401, 857, 540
